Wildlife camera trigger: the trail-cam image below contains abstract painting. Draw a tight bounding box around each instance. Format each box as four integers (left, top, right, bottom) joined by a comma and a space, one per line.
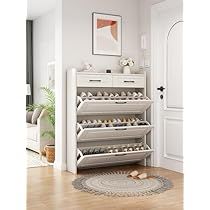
92, 13, 122, 56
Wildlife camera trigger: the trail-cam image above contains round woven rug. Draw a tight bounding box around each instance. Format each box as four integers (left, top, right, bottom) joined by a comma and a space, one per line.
72, 171, 173, 197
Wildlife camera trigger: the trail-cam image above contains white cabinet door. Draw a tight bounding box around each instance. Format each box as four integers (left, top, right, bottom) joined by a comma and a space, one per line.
77, 149, 153, 168
77, 74, 112, 87
77, 124, 153, 142
152, 0, 183, 173
112, 75, 144, 88
77, 98, 152, 115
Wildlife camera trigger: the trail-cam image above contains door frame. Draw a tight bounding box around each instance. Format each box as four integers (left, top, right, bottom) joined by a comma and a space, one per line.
151, 0, 183, 169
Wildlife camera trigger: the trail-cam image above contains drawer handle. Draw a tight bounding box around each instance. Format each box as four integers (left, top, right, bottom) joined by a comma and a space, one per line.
114, 154, 127, 156
115, 128, 127, 131
124, 80, 135, 83
115, 101, 127, 104
89, 79, 101, 82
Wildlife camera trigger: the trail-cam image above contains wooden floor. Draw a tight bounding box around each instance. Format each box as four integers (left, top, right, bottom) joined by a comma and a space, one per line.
27, 165, 183, 210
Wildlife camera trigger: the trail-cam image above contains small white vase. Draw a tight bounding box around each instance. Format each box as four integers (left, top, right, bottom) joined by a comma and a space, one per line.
123, 66, 131, 74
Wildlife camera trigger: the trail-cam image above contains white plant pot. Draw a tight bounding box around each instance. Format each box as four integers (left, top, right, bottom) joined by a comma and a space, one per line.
123, 66, 131, 74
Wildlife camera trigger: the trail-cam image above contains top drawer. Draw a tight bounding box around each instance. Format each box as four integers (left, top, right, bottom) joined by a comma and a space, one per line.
77, 74, 112, 87
112, 75, 144, 88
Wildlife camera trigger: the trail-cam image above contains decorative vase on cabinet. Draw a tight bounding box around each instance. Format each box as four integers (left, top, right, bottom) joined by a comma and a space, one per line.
123, 66, 131, 74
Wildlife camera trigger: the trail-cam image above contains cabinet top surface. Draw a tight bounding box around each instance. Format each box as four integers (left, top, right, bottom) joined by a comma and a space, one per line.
77, 72, 145, 77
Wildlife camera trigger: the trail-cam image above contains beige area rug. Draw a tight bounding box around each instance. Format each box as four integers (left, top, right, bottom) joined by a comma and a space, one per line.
72, 171, 173, 197
27, 149, 48, 168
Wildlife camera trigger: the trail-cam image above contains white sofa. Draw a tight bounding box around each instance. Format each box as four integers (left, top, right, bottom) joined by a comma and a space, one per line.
27, 109, 55, 154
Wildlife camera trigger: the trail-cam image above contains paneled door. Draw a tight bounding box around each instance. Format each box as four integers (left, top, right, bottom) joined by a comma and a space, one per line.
152, 0, 183, 173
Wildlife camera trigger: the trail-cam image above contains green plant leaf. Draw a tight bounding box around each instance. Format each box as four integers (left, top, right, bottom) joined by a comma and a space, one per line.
42, 130, 55, 140
28, 86, 55, 140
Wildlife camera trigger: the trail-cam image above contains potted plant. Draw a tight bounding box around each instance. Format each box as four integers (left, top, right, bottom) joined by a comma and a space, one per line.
27, 87, 55, 163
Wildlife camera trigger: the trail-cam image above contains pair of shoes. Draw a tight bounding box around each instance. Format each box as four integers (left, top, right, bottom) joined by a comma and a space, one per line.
127, 170, 148, 180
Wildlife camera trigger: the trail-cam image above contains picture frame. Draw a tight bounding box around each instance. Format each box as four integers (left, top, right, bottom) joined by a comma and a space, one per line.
92, 12, 122, 56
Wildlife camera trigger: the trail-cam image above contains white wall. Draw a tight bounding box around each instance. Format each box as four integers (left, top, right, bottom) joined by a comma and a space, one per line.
63, 0, 141, 72
54, 0, 66, 170
33, 10, 55, 104
138, 0, 164, 165
55, 0, 141, 170
139, 0, 164, 99
139, 0, 164, 129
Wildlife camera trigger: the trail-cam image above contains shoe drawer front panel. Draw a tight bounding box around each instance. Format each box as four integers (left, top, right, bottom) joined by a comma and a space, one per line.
77, 149, 153, 168
112, 75, 144, 88
77, 99, 152, 115
77, 125, 153, 142
77, 74, 112, 87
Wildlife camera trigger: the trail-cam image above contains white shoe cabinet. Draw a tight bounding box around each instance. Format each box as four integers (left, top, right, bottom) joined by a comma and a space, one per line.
67, 69, 154, 174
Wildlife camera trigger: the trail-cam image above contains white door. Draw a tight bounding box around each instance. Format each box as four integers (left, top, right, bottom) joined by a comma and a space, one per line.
152, 0, 183, 173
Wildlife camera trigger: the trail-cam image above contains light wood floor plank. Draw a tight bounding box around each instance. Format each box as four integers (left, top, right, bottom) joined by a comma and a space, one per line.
27, 165, 183, 210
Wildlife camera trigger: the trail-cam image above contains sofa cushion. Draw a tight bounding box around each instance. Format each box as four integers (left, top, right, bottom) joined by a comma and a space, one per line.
31, 108, 42, 124
26, 111, 33, 123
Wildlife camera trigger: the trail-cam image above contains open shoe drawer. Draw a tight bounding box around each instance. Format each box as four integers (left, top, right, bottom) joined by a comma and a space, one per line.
77, 146, 153, 169
77, 122, 153, 142
77, 97, 152, 115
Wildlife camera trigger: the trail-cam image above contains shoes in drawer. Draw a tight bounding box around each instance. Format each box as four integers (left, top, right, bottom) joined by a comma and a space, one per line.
78, 91, 144, 100
77, 143, 153, 168
77, 96, 152, 115
77, 120, 153, 142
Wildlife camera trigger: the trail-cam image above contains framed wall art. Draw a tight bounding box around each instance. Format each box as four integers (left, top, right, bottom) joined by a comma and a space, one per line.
92, 12, 122, 56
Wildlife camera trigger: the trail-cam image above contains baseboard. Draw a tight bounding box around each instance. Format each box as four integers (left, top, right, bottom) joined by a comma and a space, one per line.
53, 161, 67, 171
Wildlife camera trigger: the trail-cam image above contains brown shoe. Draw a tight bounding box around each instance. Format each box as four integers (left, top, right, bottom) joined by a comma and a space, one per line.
136, 173, 148, 180
127, 170, 139, 178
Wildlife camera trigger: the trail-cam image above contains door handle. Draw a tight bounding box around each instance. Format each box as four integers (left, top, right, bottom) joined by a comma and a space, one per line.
114, 154, 127, 156
114, 128, 127, 131
115, 101, 127, 104
89, 79, 101, 82
124, 80, 135, 83
157, 86, 165, 92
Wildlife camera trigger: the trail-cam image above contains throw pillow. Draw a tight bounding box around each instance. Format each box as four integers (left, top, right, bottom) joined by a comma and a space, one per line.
31, 108, 42, 124
26, 111, 33, 123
